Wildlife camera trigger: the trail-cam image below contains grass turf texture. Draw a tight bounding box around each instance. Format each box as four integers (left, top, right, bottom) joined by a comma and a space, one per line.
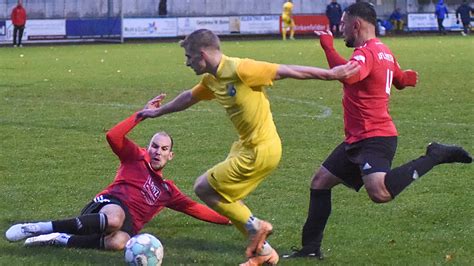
0, 35, 473, 265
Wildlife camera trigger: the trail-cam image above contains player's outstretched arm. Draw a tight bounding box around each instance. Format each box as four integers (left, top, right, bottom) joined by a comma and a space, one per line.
275, 61, 359, 81
137, 90, 200, 121
393, 68, 418, 90
167, 194, 231, 225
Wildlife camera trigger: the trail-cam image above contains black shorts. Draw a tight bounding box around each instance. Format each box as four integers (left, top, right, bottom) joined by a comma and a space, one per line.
322, 136, 397, 191
80, 194, 134, 236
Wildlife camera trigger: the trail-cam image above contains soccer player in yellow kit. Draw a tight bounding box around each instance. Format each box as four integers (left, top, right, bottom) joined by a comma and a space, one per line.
282, 0, 295, 40
138, 29, 359, 265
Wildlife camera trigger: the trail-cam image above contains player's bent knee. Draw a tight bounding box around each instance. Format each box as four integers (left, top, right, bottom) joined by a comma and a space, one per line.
193, 182, 205, 198
193, 175, 210, 198
367, 191, 392, 203
106, 214, 125, 232
104, 231, 130, 251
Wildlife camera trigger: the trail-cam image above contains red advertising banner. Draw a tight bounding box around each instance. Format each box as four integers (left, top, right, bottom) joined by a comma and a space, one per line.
280, 15, 329, 34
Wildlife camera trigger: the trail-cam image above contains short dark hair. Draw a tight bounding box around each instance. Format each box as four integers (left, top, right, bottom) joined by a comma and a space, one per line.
345, 2, 377, 27
179, 29, 220, 53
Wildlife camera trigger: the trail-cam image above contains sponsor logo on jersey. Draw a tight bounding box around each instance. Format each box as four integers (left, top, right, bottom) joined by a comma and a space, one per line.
142, 175, 161, 205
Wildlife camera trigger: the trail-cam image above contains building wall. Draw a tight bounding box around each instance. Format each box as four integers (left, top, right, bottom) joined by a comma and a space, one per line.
0, 0, 464, 20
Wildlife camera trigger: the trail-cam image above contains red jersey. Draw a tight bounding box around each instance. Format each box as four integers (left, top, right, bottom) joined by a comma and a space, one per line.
320, 36, 416, 144
11, 5, 27, 26
98, 113, 229, 234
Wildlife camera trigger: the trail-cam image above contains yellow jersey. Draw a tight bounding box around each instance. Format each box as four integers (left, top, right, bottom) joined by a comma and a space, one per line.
191, 55, 280, 146
282, 1, 293, 16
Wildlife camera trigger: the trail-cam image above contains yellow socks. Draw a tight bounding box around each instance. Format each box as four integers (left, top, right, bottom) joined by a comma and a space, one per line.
214, 201, 252, 236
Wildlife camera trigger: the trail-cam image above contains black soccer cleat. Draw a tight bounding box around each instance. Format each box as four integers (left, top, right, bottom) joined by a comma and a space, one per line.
282, 246, 324, 260
426, 142, 472, 164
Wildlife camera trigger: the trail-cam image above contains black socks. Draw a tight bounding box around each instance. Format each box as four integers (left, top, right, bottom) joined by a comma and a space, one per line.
384, 155, 436, 198
67, 234, 105, 249
301, 189, 331, 249
52, 213, 108, 235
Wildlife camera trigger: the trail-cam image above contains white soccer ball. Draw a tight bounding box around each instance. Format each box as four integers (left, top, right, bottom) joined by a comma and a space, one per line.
124, 233, 164, 266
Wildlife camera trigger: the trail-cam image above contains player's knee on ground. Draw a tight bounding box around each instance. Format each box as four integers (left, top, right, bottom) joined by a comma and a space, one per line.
104, 231, 130, 251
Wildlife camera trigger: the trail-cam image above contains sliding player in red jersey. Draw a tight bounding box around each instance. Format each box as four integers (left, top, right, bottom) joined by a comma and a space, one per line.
284, 2, 472, 259
6, 94, 230, 250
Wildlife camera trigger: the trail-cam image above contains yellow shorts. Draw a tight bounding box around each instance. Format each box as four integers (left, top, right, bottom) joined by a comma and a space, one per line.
207, 138, 282, 202
282, 15, 295, 28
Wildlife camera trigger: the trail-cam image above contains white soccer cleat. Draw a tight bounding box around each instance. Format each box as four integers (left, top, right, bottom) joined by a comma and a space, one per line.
5, 223, 42, 242
24, 233, 67, 247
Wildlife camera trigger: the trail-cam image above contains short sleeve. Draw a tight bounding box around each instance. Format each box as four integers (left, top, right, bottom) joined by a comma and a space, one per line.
236, 59, 279, 88
191, 82, 215, 101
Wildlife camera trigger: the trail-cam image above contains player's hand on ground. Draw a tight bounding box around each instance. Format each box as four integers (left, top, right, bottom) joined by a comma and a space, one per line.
331, 61, 360, 80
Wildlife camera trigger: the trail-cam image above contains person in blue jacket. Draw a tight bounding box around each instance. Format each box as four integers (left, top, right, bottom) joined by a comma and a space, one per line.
456, 0, 473, 36
389, 7, 404, 32
435, 0, 449, 34
326, 0, 343, 36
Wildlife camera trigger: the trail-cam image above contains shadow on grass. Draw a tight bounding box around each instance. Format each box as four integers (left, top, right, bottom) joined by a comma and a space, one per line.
1, 236, 241, 265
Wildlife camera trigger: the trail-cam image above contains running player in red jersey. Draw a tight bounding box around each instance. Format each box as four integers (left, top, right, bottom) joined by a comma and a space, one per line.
284, 2, 472, 259
5, 94, 230, 250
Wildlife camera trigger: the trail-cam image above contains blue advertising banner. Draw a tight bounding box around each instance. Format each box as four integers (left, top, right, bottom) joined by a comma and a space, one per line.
66, 18, 121, 38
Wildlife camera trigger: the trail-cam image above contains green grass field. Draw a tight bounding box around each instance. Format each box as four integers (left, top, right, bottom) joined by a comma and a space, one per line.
1, 35, 473, 265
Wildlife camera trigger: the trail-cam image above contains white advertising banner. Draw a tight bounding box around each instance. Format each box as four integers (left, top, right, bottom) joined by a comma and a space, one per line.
25, 19, 66, 39
239, 16, 280, 34
177, 17, 230, 36
124, 18, 177, 38
408, 13, 463, 31
0, 19, 65, 41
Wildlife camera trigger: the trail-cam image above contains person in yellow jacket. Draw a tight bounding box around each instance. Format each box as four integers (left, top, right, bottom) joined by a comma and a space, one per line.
282, 0, 295, 40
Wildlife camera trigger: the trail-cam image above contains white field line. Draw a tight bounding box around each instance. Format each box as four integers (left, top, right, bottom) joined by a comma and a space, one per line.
2, 97, 472, 127
270, 95, 332, 119
3, 95, 333, 119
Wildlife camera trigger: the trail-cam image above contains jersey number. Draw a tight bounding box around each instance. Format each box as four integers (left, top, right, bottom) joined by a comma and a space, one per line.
385, 69, 393, 95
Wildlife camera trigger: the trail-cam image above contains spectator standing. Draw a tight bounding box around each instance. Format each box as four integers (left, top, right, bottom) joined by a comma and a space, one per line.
435, 0, 449, 35
326, 0, 343, 36
159, 0, 167, 16
11, 0, 26, 47
456, 0, 473, 36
